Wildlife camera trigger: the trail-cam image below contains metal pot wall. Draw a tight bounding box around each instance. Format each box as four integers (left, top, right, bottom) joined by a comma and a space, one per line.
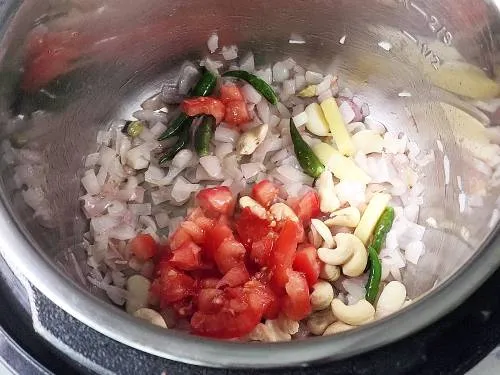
0, 0, 498, 368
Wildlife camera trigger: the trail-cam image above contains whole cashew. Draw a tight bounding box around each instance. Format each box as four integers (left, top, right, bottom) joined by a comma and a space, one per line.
323, 321, 355, 336
126, 275, 151, 314
239, 196, 267, 219
375, 281, 407, 319
307, 309, 336, 336
311, 219, 335, 248
324, 207, 361, 228
269, 202, 299, 222
331, 298, 375, 326
341, 234, 368, 277
133, 308, 168, 328
319, 263, 341, 282
317, 232, 363, 266
310, 280, 335, 311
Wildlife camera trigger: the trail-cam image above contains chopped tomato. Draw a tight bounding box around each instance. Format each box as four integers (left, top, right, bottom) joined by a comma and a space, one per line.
152, 266, 195, 305
169, 228, 192, 250
203, 223, 234, 257
217, 263, 250, 288
182, 97, 226, 124
172, 298, 195, 318
270, 220, 299, 291
294, 191, 321, 225
250, 234, 276, 266
169, 241, 202, 271
235, 208, 272, 249
219, 84, 244, 104
251, 180, 279, 208
244, 280, 280, 320
293, 245, 321, 288
180, 221, 205, 244
214, 238, 247, 274
282, 270, 311, 320
198, 277, 221, 289
188, 208, 216, 231
224, 100, 250, 126
130, 234, 158, 261
196, 187, 235, 217
191, 287, 262, 339
196, 288, 224, 313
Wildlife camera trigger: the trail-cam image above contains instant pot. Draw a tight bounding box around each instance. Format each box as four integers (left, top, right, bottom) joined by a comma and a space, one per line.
0, 0, 499, 372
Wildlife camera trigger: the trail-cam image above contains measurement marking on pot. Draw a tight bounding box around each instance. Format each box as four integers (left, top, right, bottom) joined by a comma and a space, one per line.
397, 0, 453, 46
402, 30, 441, 70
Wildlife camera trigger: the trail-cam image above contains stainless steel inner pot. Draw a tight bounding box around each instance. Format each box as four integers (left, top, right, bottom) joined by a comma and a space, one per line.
0, 0, 499, 368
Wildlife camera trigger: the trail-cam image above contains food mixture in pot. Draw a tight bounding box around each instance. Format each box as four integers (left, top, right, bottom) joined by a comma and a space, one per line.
78, 35, 431, 340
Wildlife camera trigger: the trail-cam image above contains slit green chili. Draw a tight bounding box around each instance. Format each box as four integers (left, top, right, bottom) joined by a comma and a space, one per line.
222, 70, 278, 105
194, 116, 215, 157
290, 119, 325, 178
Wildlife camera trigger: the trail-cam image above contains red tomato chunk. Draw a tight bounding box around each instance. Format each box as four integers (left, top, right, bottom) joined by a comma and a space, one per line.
182, 97, 226, 124
130, 234, 158, 261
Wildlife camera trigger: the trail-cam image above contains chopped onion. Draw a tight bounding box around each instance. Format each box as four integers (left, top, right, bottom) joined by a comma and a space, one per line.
318, 89, 333, 103
276, 103, 291, 118
207, 33, 219, 53
336, 181, 366, 207
241, 163, 263, 180
214, 126, 240, 143
255, 68, 272, 85
200, 155, 223, 178
316, 75, 333, 94
283, 79, 296, 98
132, 110, 168, 124
155, 212, 170, 229
256, 100, 270, 123
81, 170, 101, 195
215, 142, 234, 160
272, 61, 289, 83
404, 241, 425, 265
222, 45, 238, 60
129, 203, 152, 216
201, 57, 223, 75
151, 187, 172, 205
141, 93, 164, 111
241, 83, 262, 104
305, 71, 323, 84
338, 101, 356, 124
275, 165, 314, 185
171, 176, 200, 203
295, 75, 306, 91
109, 224, 136, 240
292, 111, 308, 127
240, 52, 255, 72
85, 153, 100, 168
150, 122, 167, 138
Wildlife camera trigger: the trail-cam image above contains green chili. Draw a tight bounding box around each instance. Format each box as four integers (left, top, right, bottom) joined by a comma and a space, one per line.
158, 124, 191, 164
194, 116, 215, 157
158, 70, 216, 141
365, 207, 395, 303
290, 119, 325, 178
222, 70, 278, 105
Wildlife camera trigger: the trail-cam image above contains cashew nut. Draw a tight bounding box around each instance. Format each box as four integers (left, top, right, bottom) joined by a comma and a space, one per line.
340, 234, 368, 277
307, 309, 336, 335
239, 196, 267, 219
323, 321, 355, 336
331, 298, 375, 326
236, 123, 269, 155
324, 207, 361, 228
126, 275, 151, 314
133, 308, 168, 328
317, 247, 353, 266
375, 281, 407, 319
249, 320, 293, 342
308, 225, 323, 249
310, 280, 335, 311
319, 263, 341, 282
311, 219, 335, 248
316, 170, 341, 213
269, 202, 299, 222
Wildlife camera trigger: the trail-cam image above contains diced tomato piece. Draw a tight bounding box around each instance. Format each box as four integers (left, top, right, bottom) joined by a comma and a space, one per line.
180, 221, 205, 244
251, 180, 279, 208
169, 228, 192, 251
294, 191, 321, 225
270, 220, 299, 291
187, 208, 216, 231
282, 270, 311, 320
191, 287, 262, 339
169, 241, 202, 271
220, 84, 244, 104
235, 208, 272, 249
217, 263, 250, 288
198, 277, 221, 289
129, 234, 158, 261
250, 234, 276, 266
214, 238, 247, 274
153, 267, 196, 304
196, 187, 235, 217
182, 97, 226, 124
224, 100, 250, 126
196, 288, 225, 313
172, 298, 195, 318
244, 280, 280, 320
203, 223, 234, 257
293, 245, 321, 288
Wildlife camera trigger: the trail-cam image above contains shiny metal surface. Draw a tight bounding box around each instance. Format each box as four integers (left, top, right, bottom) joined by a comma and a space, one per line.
0, 0, 498, 367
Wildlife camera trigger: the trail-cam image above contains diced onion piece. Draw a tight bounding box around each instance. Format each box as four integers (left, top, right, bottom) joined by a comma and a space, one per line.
81, 170, 101, 195
351, 130, 384, 154
199, 155, 223, 178
305, 103, 330, 136
292, 111, 308, 127
222, 45, 238, 60
312, 142, 371, 184
240, 52, 255, 72
305, 71, 323, 84
207, 33, 219, 53
241, 83, 262, 104
354, 193, 391, 245
214, 126, 240, 143
272, 61, 289, 83
321, 98, 355, 156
